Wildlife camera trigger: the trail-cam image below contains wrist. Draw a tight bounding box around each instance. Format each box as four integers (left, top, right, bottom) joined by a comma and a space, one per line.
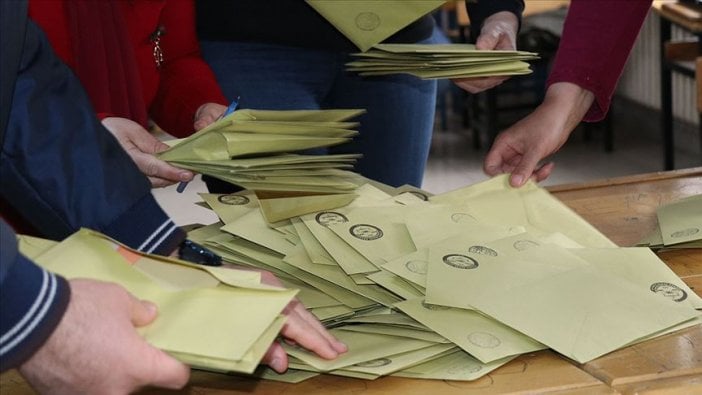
543, 82, 595, 132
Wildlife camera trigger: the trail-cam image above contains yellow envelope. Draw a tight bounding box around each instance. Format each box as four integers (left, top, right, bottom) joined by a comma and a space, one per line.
306, 0, 446, 51
33, 229, 297, 373
284, 329, 435, 371
395, 298, 545, 363
657, 194, 702, 245
392, 349, 514, 381
256, 191, 357, 223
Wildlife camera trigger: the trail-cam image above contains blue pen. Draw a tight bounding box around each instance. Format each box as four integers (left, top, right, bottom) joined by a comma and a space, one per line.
176, 96, 241, 193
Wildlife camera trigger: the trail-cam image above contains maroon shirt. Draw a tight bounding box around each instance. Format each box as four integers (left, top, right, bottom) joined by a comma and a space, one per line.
547, 0, 652, 122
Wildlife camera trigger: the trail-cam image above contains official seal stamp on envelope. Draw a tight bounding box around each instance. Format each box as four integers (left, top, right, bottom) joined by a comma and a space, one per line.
315, 211, 349, 227
405, 260, 428, 274
468, 245, 498, 256
443, 254, 479, 269
468, 332, 501, 348
650, 282, 688, 302
349, 224, 384, 240
217, 194, 250, 205
354, 358, 392, 368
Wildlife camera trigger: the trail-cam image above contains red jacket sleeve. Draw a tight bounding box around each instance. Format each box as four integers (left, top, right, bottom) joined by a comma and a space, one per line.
546, 0, 652, 122
149, 0, 227, 138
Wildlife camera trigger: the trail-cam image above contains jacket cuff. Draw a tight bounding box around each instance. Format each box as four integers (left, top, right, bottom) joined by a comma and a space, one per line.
102, 194, 186, 256
0, 254, 70, 372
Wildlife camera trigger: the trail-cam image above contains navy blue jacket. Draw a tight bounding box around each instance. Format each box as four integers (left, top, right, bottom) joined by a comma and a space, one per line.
0, 1, 185, 370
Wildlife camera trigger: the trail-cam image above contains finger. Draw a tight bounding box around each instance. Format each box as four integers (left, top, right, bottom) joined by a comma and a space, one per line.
194, 105, 226, 131
139, 344, 191, 390
261, 342, 288, 373
129, 294, 158, 327
139, 155, 193, 183
280, 313, 339, 360
509, 151, 543, 188
127, 128, 171, 155
534, 161, 556, 182
193, 119, 210, 131
148, 176, 176, 189
290, 303, 347, 353
484, 140, 514, 176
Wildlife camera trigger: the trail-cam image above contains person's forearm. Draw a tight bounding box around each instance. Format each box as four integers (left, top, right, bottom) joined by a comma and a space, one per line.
0, 20, 184, 255
541, 82, 595, 137
0, 221, 70, 372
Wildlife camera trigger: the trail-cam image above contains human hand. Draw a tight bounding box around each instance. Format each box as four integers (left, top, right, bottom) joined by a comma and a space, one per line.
452, 11, 519, 93
483, 82, 595, 187
19, 279, 190, 394
224, 266, 347, 373
193, 102, 227, 131
102, 117, 194, 188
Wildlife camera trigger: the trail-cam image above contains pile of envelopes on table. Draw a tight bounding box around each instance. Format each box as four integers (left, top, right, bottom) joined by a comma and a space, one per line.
158, 108, 365, 195
638, 194, 702, 250
186, 175, 701, 382
19, 230, 297, 375
346, 44, 539, 79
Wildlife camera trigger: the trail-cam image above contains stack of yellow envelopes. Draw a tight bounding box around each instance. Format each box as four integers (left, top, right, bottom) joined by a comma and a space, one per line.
24, 229, 297, 374
347, 44, 539, 79
158, 109, 366, 194
186, 175, 700, 382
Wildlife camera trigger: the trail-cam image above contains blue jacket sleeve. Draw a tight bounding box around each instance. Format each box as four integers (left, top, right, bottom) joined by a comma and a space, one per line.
466, 0, 525, 42
0, 10, 184, 255
0, 220, 70, 372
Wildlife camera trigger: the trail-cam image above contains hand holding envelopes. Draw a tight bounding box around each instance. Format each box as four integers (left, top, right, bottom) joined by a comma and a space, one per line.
158, 109, 365, 194
348, 44, 539, 79
30, 229, 296, 374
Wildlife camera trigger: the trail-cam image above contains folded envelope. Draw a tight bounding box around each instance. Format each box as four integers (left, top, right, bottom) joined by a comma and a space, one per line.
32, 229, 296, 373
656, 194, 702, 246
467, 266, 700, 363
430, 175, 615, 248
306, 0, 446, 51
395, 298, 546, 364
423, 238, 700, 363
255, 191, 357, 223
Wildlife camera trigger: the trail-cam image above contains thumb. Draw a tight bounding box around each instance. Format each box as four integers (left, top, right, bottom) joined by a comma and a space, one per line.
262, 342, 289, 373
130, 297, 158, 327
510, 151, 542, 187
476, 30, 499, 50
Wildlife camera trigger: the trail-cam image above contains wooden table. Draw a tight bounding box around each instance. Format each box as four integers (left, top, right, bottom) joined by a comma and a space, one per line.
1, 169, 701, 394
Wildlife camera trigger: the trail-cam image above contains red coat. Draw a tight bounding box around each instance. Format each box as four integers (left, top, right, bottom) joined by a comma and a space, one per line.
547, 0, 652, 122
29, 0, 227, 137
